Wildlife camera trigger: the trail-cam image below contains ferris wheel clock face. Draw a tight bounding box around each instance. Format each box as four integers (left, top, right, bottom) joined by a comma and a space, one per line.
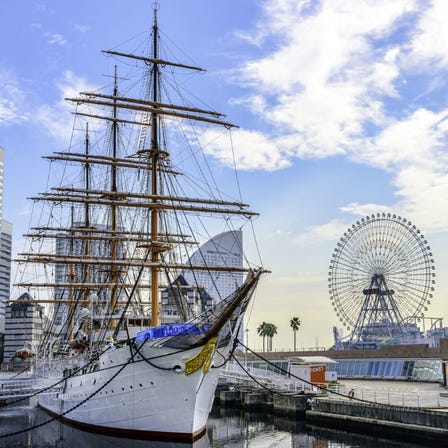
328, 213, 435, 333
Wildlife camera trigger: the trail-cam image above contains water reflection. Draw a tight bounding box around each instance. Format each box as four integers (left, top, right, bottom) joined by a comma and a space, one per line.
0, 404, 429, 448
207, 407, 308, 448
0, 405, 208, 448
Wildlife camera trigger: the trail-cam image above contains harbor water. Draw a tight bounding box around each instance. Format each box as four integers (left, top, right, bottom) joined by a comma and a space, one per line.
0, 402, 433, 448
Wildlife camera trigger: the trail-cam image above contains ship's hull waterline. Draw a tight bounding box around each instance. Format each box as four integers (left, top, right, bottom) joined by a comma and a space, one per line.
36, 341, 222, 442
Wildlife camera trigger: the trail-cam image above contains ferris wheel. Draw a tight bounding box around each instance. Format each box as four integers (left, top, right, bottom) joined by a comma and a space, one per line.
328, 213, 435, 340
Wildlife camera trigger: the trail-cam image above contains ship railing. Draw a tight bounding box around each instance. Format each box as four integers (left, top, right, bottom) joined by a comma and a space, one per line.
37, 352, 89, 373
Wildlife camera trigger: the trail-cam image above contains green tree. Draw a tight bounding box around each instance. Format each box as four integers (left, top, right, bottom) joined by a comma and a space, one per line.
257, 321, 269, 352
265, 323, 277, 352
290, 317, 301, 352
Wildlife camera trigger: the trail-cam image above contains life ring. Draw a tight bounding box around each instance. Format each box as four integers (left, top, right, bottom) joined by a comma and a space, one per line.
348, 389, 355, 399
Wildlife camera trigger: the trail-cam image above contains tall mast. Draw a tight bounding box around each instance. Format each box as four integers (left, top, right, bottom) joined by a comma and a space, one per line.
68, 206, 75, 340
83, 123, 90, 306
150, 4, 160, 327
110, 66, 119, 320
84, 123, 91, 229
16, 3, 260, 319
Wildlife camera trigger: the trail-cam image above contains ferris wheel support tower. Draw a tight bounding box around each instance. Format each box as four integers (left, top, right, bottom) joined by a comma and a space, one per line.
350, 273, 406, 344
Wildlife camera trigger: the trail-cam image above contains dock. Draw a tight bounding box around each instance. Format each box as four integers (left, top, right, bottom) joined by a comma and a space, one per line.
307, 397, 448, 445
216, 381, 448, 445
216, 386, 322, 415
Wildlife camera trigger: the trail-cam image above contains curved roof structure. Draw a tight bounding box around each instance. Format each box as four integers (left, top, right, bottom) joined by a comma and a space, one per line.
183, 230, 243, 302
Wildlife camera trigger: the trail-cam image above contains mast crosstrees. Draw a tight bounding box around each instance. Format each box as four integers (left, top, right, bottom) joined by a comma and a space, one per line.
15, 4, 262, 343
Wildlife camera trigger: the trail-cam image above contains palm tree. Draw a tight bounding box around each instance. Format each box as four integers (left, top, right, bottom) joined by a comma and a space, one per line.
258, 322, 278, 352
265, 323, 277, 352
290, 317, 301, 352
257, 321, 268, 352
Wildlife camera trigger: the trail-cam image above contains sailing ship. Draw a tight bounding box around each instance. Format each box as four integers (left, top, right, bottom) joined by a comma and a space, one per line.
14, 4, 265, 442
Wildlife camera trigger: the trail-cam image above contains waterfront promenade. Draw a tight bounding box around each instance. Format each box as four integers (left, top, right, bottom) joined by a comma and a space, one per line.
219, 374, 448, 444
334, 379, 448, 408
306, 380, 448, 445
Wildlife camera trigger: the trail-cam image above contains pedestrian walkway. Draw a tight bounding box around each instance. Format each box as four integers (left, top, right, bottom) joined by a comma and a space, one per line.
333, 379, 448, 408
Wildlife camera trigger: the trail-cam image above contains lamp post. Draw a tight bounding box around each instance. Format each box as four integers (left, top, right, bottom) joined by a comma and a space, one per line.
244, 328, 249, 368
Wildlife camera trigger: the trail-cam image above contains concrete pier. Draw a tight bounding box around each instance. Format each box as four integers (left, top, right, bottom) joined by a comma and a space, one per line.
242, 391, 272, 409
307, 398, 448, 444
217, 386, 317, 414
215, 384, 448, 444
219, 390, 241, 406
273, 393, 309, 415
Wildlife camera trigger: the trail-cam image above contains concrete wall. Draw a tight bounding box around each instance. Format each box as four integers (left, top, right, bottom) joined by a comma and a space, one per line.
316, 398, 448, 429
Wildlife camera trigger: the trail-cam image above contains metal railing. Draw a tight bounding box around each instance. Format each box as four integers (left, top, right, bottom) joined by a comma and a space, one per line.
221, 361, 330, 394
332, 384, 448, 408
0, 377, 62, 399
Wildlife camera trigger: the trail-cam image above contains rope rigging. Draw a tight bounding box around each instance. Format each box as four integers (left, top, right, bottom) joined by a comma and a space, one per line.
0, 335, 202, 439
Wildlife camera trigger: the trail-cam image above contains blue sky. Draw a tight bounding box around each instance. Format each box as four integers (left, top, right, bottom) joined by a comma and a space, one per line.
2, 0, 448, 350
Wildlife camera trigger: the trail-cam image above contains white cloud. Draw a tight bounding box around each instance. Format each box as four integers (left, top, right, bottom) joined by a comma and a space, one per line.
43, 32, 67, 46
293, 219, 348, 246
201, 128, 291, 171
352, 108, 448, 169
35, 71, 97, 141
238, 0, 448, 349
393, 165, 448, 232
230, 0, 420, 166
226, 0, 448, 231
340, 202, 392, 217
409, 0, 448, 67
0, 70, 28, 125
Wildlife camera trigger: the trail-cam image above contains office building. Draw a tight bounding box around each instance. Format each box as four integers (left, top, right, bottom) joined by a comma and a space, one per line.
0, 221, 12, 333
0, 149, 12, 334
3, 292, 45, 362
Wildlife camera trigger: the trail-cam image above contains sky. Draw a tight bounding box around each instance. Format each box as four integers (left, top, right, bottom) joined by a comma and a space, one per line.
2, 0, 448, 351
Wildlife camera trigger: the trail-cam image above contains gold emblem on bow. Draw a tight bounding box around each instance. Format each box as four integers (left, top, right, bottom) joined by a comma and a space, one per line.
184, 337, 217, 376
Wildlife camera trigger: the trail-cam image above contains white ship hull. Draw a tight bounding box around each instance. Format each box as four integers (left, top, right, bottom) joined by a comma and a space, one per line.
36, 341, 223, 441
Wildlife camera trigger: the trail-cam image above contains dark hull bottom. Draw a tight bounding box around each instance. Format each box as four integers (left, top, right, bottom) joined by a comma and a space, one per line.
37, 403, 207, 443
